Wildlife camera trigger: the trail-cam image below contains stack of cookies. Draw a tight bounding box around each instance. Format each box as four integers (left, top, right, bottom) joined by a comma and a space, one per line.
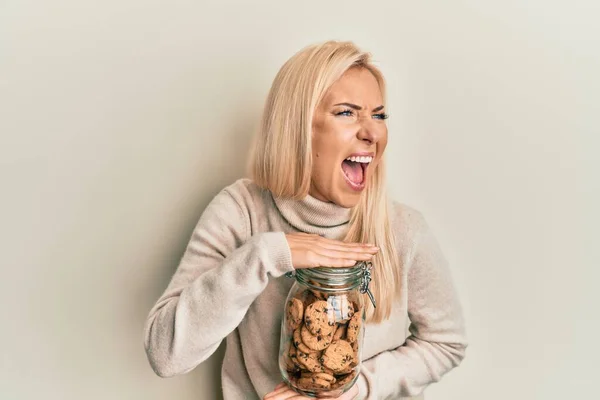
281, 290, 362, 393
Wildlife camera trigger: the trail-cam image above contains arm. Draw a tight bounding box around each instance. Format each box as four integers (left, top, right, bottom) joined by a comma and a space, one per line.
356, 212, 468, 399
143, 188, 294, 377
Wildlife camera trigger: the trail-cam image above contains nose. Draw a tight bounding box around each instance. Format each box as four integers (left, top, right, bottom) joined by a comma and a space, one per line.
356, 118, 383, 144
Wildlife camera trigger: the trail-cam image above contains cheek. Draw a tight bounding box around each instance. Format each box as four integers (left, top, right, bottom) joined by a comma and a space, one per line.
312, 122, 347, 161
321, 118, 355, 143
312, 151, 339, 179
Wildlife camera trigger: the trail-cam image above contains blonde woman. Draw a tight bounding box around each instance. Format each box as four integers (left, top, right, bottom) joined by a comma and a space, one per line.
144, 41, 467, 400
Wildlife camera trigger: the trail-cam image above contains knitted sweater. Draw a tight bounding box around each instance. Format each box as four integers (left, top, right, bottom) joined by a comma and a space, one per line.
143, 178, 467, 399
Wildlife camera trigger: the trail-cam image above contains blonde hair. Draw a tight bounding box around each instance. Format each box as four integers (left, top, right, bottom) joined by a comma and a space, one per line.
249, 40, 401, 323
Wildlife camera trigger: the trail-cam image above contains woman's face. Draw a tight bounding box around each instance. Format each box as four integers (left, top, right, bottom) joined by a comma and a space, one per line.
310, 67, 388, 208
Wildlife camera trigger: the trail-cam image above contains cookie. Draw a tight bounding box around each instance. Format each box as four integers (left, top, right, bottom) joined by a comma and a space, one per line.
308, 280, 328, 300
304, 300, 336, 336
301, 323, 333, 351
282, 341, 296, 371
330, 371, 357, 389
293, 326, 319, 354
301, 371, 336, 384
333, 323, 347, 341
335, 350, 358, 376
287, 343, 305, 370
335, 365, 354, 375
321, 366, 336, 375
351, 340, 359, 360
344, 301, 355, 321
346, 309, 361, 343
286, 298, 304, 331
321, 340, 354, 372
310, 289, 327, 301
295, 349, 324, 373
297, 376, 331, 390
302, 290, 320, 307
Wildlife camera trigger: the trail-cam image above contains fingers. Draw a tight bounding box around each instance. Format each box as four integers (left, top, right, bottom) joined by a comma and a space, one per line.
312, 254, 369, 268
263, 386, 312, 400
263, 383, 288, 399
288, 233, 378, 252
315, 236, 378, 250
315, 243, 379, 257
290, 236, 379, 259
306, 247, 378, 269
286, 232, 379, 270
317, 248, 378, 261
263, 381, 357, 400
315, 257, 358, 268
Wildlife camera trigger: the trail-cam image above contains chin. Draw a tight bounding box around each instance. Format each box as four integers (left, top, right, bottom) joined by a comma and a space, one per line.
331, 191, 362, 208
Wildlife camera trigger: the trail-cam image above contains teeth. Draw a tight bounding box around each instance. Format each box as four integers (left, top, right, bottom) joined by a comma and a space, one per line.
345, 156, 373, 163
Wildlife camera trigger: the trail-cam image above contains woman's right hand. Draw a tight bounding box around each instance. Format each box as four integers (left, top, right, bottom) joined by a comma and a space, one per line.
285, 233, 379, 269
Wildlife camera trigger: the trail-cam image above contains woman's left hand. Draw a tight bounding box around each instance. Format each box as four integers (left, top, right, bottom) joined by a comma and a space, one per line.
263, 382, 359, 400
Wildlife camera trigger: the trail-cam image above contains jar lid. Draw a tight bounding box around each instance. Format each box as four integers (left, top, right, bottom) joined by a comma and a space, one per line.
287, 261, 376, 308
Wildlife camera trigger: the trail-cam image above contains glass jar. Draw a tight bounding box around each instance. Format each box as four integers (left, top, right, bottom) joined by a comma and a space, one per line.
279, 261, 375, 398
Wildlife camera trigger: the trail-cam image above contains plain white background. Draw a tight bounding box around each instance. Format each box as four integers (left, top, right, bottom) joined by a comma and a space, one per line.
1, 1, 597, 399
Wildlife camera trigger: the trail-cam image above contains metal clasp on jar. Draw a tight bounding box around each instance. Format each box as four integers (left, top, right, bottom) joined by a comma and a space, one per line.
359, 261, 377, 308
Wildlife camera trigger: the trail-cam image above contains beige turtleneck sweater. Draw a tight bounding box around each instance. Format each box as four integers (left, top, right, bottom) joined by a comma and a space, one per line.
143, 178, 467, 400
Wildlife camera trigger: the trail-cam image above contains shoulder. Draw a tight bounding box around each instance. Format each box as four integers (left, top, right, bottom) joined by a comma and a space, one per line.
388, 201, 431, 258
389, 200, 428, 238
389, 201, 450, 272
220, 178, 273, 213
195, 179, 270, 245
206, 178, 274, 228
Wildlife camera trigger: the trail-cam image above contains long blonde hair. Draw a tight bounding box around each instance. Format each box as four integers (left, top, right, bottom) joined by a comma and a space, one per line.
249, 41, 401, 323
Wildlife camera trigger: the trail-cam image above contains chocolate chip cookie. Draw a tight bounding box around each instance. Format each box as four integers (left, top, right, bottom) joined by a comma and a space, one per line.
333, 323, 347, 341
296, 376, 331, 390
293, 325, 319, 354
320, 340, 355, 372
346, 309, 362, 343
286, 298, 304, 332
304, 300, 336, 336
330, 371, 357, 390
300, 323, 333, 351
287, 343, 305, 371
295, 349, 324, 373
300, 371, 336, 384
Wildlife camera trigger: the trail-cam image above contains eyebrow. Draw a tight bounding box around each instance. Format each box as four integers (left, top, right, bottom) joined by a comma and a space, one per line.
333, 102, 385, 112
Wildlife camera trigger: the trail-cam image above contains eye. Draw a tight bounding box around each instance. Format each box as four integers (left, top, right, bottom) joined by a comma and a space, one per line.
373, 113, 389, 120
335, 108, 355, 117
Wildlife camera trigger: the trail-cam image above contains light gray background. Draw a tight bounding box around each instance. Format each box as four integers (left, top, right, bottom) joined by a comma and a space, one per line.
1, 1, 597, 399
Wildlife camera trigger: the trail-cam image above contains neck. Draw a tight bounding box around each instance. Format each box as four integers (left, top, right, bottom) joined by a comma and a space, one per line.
272, 193, 352, 239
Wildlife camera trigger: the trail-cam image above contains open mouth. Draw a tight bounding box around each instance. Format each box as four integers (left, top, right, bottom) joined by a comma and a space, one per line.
341, 155, 373, 191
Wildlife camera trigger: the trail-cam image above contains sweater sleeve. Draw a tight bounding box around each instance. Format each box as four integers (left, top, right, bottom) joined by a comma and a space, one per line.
143, 188, 294, 378
356, 212, 468, 399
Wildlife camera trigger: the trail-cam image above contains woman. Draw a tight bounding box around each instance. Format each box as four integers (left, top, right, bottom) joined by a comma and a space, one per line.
144, 40, 467, 400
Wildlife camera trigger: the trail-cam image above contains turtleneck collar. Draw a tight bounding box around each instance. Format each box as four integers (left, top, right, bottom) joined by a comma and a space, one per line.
272, 193, 352, 239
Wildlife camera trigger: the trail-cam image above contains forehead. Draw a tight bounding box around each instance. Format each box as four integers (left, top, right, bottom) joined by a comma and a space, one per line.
321, 67, 383, 106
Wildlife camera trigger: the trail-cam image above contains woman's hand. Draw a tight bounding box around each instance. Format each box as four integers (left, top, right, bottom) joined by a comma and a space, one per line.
286, 233, 378, 269
263, 382, 359, 400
